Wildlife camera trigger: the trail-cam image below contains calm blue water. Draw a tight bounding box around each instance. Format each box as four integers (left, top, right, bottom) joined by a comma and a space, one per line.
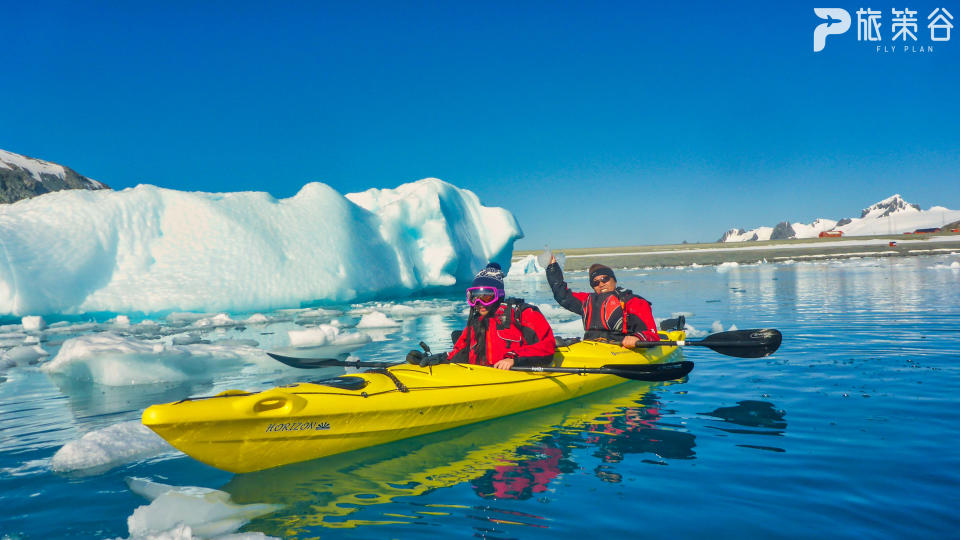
2, 255, 959, 538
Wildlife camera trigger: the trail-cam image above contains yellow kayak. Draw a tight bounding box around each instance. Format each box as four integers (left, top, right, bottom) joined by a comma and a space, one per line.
142, 331, 685, 473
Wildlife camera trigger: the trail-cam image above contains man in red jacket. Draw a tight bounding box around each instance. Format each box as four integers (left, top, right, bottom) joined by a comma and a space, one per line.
409, 262, 556, 370
545, 256, 659, 347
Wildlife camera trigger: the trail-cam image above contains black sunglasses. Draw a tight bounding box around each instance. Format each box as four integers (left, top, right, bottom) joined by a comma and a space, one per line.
591, 275, 612, 287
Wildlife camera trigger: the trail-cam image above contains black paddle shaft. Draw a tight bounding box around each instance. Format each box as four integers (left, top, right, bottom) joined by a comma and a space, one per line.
511, 360, 694, 382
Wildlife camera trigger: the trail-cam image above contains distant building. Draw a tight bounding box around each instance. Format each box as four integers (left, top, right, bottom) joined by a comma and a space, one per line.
913, 227, 941, 234
818, 231, 843, 238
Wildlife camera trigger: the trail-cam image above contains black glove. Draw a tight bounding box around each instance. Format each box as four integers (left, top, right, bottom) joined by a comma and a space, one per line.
419, 352, 448, 367
406, 350, 424, 365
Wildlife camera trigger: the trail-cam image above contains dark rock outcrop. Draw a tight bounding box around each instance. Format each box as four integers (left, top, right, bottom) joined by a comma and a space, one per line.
769, 221, 796, 240
0, 149, 109, 204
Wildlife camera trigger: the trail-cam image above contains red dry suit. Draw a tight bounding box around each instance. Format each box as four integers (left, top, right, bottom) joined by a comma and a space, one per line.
546, 262, 660, 343
448, 300, 555, 366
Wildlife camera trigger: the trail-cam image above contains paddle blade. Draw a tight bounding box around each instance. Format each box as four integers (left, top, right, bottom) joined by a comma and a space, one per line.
601, 360, 694, 382
698, 329, 782, 358
266, 352, 343, 369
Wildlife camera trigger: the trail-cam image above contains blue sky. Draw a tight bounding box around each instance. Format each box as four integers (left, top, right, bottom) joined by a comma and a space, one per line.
2, 1, 957, 249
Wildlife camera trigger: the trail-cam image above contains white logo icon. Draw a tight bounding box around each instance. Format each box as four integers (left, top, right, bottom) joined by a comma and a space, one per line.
814, 8, 852, 51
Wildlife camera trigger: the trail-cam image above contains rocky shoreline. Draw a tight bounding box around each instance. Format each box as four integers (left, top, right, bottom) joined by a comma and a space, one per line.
515, 232, 960, 272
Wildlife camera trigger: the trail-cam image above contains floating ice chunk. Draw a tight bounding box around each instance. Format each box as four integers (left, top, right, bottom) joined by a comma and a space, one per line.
123, 477, 282, 539
41, 333, 264, 385
1, 344, 49, 365
288, 325, 339, 347
285, 325, 371, 356
166, 313, 213, 326
111, 315, 132, 327
245, 313, 269, 324
716, 262, 740, 272
22, 315, 46, 331
51, 421, 172, 474
683, 323, 708, 338
294, 307, 342, 320
194, 313, 237, 328
356, 311, 401, 328
709, 321, 740, 333
171, 333, 207, 346
930, 261, 960, 270
350, 300, 458, 318
43, 321, 101, 335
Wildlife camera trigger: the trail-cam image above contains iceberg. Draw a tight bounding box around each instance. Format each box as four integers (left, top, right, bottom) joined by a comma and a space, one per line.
0, 178, 522, 317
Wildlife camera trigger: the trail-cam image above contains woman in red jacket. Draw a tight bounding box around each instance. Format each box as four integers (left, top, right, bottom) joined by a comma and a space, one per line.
545, 255, 659, 347
410, 263, 556, 370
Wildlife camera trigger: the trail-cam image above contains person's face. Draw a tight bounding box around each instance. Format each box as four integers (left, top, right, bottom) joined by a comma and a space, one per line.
591, 274, 616, 293
467, 287, 499, 316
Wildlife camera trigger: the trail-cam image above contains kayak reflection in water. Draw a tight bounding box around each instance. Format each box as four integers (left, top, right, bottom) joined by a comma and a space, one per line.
471, 437, 576, 500
407, 262, 556, 370
545, 254, 660, 347
470, 396, 697, 498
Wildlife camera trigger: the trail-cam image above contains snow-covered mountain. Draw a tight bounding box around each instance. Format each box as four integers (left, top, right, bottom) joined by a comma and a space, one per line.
0, 149, 109, 203
718, 195, 960, 242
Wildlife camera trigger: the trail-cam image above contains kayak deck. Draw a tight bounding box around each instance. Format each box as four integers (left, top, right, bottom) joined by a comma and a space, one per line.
142, 332, 684, 473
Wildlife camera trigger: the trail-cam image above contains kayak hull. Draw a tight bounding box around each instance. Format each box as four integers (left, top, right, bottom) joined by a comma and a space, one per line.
142, 333, 684, 473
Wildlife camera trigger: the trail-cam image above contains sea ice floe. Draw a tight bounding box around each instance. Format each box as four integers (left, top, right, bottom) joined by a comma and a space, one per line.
21, 315, 46, 331
41, 333, 269, 385
244, 313, 269, 324
193, 313, 239, 328
1, 344, 49, 365
282, 325, 371, 356
51, 421, 173, 474
121, 477, 282, 540
355, 311, 402, 328
716, 262, 740, 272
350, 299, 459, 318
683, 323, 708, 338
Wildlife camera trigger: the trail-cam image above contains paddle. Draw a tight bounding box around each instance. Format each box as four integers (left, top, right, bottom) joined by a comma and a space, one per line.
630, 328, 782, 358
511, 360, 694, 382
267, 352, 693, 381
267, 352, 396, 370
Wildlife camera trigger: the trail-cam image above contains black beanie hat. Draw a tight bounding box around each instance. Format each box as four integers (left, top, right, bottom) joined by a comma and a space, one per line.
471, 262, 505, 294
588, 264, 616, 283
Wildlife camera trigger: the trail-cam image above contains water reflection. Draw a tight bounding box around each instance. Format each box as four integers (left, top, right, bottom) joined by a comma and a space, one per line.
47, 373, 213, 426
226, 381, 695, 536
699, 400, 787, 452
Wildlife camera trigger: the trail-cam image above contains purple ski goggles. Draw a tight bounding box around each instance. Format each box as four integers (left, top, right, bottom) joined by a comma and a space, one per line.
466, 286, 503, 307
